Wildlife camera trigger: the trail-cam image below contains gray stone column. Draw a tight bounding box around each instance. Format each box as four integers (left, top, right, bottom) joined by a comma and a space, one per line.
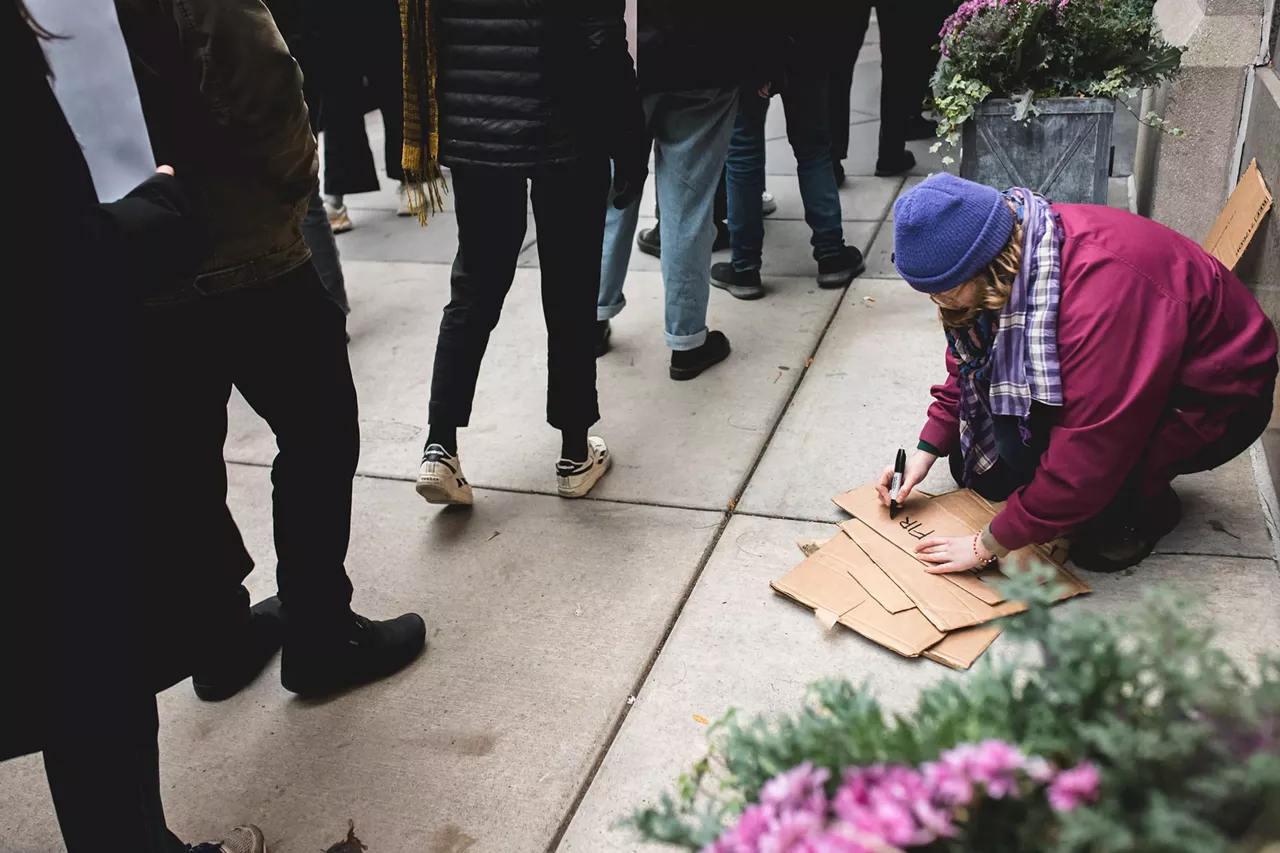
1134, 0, 1268, 241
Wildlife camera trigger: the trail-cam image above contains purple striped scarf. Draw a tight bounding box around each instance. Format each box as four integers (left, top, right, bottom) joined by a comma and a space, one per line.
955, 187, 1064, 484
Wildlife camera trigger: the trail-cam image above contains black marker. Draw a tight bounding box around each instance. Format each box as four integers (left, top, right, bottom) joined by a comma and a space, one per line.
889, 448, 906, 519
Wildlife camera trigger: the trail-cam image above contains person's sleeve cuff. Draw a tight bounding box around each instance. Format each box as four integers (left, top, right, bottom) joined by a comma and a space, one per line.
981, 523, 1012, 559
917, 439, 944, 457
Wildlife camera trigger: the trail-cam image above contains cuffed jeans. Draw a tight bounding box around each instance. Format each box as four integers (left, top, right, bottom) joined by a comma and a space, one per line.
727, 75, 845, 273
599, 87, 739, 351
302, 185, 350, 314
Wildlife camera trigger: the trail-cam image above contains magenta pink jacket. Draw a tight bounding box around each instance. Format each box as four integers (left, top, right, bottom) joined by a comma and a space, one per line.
919, 204, 1278, 551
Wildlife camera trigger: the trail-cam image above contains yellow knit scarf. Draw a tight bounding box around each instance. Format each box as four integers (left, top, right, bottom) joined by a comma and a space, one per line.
399, 0, 447, 224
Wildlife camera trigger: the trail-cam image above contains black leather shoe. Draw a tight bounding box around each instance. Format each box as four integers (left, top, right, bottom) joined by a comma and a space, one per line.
595, 319, 612, 358
670, 331, 731, 381
1070, 487, 1182, 573
281, 612, 427, 697
875, 149, 916, 177
192, 597, 285, 702
636, 227, 660, 258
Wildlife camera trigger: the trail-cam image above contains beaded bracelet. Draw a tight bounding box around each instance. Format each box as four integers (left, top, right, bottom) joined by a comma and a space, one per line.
972, 534, 997, 567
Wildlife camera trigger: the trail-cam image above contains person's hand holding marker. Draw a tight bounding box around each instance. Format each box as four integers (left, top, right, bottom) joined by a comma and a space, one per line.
874, 448, 937, 509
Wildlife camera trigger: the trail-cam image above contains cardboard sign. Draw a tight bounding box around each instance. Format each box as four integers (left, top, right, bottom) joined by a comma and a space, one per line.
1203, 159, 1273, 271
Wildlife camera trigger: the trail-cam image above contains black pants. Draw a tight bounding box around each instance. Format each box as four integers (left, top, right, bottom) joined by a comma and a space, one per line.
828, 1, 952, 161
141, 263, 358, 686
429, 160, 610, 431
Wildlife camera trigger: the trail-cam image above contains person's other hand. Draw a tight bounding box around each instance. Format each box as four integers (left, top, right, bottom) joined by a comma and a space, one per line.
874, 449, 937, 507
915, 534, 990, 574
156, 165, 175, 176
611, 159, 648, 210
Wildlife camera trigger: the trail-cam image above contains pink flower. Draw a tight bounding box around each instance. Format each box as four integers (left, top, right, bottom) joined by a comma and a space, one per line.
1023, 756, 1056, 784
1047, 763, 1101, 812
759, 808, 825, 853
922, 760, 974, 806
761, 763, 831, 818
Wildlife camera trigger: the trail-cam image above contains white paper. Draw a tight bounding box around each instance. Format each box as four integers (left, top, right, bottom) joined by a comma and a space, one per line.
30, 0, 156, 202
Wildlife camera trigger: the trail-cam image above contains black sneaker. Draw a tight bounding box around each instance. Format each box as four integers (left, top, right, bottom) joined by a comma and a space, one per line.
711, 262, 765, 300
595, 319, 612, 358
281, 612, 427, 698
816, 246, 866, 289
833, 161, 847, 188
670, 330, 731, 381
875, 149, 916, 178
636, 227, 661, 258
192, 597, 285, 702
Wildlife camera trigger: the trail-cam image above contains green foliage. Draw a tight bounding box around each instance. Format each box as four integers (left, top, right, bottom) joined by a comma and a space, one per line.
928, 0, 1186, 157
626, 564, 1280, 851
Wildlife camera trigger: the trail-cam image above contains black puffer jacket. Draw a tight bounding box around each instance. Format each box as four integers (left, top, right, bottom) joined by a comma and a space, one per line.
638, 0, 778, 95
435, 0, 641, 172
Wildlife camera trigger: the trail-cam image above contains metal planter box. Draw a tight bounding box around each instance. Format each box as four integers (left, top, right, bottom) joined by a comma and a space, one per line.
960, 97, 1115, 204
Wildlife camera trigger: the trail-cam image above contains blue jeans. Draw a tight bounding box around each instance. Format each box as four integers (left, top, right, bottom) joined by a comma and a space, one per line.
599, 88, 740, 351
302, 185, 350, 315
726, 75, 845, 273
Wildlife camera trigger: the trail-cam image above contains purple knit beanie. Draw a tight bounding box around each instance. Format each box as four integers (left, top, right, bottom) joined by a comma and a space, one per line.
892, 173, 1015, 294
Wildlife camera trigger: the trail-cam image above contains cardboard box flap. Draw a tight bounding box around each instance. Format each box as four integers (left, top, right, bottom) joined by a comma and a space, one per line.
922, 624, 1002, 670
841, 518, 1025, 632
1203, 159, 1273, 271
835, 485, 1008, 605
770, 552, 869, 619
797, 536, 835, 557
838, 598, 946, 658
814, 532, 916, 614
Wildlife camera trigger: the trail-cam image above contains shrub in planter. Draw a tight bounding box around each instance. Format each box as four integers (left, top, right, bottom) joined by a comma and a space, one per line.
928, 0, 1184, 202
627, 566, 1280, 852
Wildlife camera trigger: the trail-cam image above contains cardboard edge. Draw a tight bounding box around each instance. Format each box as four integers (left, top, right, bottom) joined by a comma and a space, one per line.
921, 624, 1003, 670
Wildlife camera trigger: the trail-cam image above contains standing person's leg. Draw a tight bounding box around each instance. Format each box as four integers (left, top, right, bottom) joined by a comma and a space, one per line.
651, 87, 740, 379
417, 169, 530, 504
532, 157, 613, 496
714, 86, 768, 300
599, 96, 658, 337
229, 265, 425, 695
782, 72, 865, 288
303, 186, 351, 315
873, 1, 916, 176
828, 0, 872, 182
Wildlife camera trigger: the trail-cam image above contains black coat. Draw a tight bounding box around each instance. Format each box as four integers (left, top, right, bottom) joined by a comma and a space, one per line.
637, 0, 778, 96
435, 0, 642, 172
3, 2, 206, 762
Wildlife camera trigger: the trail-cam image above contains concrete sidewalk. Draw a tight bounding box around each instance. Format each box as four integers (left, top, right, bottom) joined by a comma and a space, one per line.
4, 31, 1278, 853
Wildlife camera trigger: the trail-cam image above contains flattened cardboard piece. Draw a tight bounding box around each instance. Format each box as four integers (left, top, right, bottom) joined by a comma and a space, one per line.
922, 624, 1002, 670
834, 485, 1007, 605
841, 519, 1026, 632
815, 531, 916, 614
838, 597, 947, 658
1203, 158, 1273, 271
770, 552, 868, 621
772, 548, 946, 657
797, 536, 834, 557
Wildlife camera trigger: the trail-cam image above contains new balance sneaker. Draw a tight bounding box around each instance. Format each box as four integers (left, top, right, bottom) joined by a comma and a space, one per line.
556, 436, 611, 498
761, 191, 778, 217
415, 444, 473, 505
816, 246, 866, 289
326, 200, 353, 234
198, 824, 266, 853
396, 182, 414, 217
711, 262, 765, 300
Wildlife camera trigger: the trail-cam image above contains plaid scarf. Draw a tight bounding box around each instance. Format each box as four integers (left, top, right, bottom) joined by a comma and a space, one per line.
951, 187, 1064, 484
399, 0, 447, 223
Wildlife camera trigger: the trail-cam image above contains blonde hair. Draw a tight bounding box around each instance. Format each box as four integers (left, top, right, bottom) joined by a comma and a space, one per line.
931, 203, 1024, 330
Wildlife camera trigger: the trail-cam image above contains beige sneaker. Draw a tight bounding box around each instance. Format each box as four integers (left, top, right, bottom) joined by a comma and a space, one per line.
396, 182, 414, 217
212, 824, 266, 853
326, 200, 353, 234
416, 444, 474, 505
556, 436, 610, 498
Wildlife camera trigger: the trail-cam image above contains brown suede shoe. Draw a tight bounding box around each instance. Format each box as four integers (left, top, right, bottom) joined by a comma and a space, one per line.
1071, 486, 1182, 573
